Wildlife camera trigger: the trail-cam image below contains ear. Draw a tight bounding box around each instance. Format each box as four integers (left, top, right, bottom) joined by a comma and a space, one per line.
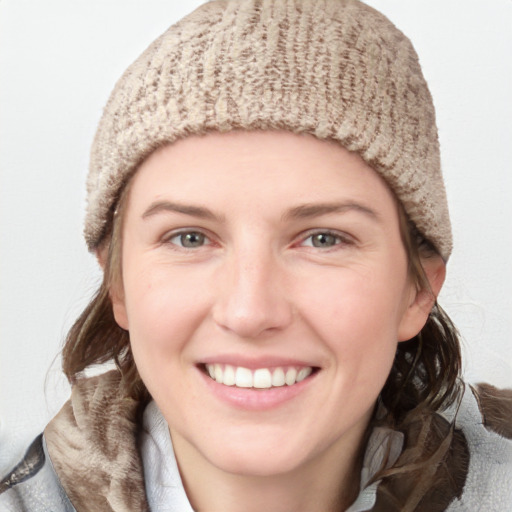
397, 254, 446, 342
95, 247, 130, 330
111, 285, 129, 331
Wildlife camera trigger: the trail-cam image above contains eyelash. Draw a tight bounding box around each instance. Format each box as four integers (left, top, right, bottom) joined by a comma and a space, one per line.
298, 230, 354, 250
164, 230, 213, 249
162, 229, 354, 251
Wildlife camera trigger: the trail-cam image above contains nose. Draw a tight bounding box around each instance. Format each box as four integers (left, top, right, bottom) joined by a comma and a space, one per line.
212, 247, 294, 339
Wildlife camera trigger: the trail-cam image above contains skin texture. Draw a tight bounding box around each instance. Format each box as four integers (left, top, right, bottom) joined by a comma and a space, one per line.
110, 131, 444, 512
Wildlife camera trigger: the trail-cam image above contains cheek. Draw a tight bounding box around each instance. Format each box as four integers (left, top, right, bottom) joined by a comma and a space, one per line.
122, 262, 212, 367
296, 267, 405, 379
122, 263, 216, 409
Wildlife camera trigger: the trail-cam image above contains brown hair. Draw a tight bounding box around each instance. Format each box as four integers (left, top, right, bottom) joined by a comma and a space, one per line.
366, 215, 464, 511
62, 179, 149, 402
63, 178, 461, 412
381, 213, 462, 422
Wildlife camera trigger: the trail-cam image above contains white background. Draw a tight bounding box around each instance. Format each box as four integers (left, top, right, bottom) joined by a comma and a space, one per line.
1, 0, 511, 468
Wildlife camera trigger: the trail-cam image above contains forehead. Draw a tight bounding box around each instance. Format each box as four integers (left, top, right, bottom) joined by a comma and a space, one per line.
126, 131, 397, 216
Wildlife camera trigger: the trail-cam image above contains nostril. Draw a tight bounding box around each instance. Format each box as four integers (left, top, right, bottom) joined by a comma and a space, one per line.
212, 296, 294, 339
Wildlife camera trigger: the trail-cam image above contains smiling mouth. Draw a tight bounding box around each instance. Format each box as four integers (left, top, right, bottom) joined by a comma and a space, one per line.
202, 364, 318, 389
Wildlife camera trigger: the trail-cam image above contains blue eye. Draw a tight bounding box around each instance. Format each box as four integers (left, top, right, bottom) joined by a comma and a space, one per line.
302, 232, 345, 248
169, 231, 208, 248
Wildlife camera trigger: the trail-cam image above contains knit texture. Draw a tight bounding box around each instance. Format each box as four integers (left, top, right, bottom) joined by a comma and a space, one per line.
85, 0, 452, 259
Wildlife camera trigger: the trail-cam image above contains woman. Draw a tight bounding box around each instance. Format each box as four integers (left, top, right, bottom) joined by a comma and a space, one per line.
1, 0, 511, 510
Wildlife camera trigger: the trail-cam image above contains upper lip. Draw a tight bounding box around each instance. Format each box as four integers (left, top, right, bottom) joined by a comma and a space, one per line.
199, 354, 319, 370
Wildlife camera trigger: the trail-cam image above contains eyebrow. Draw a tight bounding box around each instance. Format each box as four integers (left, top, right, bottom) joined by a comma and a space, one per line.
283, 202, 380, 222
142, 201, 224, 222
142, 200, 379, 223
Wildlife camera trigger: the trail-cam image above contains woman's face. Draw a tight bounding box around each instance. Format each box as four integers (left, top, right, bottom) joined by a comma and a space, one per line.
112, 131, 430, 477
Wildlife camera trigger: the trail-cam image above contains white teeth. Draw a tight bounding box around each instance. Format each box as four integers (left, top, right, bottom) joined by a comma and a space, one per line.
271, 367, 285, 387
223, 364, 236, 386
285, 368, 297, 386
214, 364, 223, 383
296, 367, 312, 382
205, 364, 313, 388
235, 367, 253, 388
253, 369, 272, 389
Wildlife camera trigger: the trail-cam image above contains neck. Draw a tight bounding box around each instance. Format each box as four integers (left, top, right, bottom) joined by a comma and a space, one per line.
170, 426, 368, 512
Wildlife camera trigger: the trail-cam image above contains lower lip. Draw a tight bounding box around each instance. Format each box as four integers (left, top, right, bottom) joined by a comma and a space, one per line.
198, 368, 316, 411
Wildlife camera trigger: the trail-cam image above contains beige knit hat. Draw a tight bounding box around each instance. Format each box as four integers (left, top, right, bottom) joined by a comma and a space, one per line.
85, 0, 452, 260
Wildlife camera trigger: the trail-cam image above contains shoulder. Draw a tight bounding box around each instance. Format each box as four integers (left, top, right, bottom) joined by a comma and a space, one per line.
0, 434, 75, 511
446, 382, 512, 511
471, 382, 512, 439
1, 370, 149, 512
369, 382, 511, 512
454, 382, 512, 449
44, 370, 149, 511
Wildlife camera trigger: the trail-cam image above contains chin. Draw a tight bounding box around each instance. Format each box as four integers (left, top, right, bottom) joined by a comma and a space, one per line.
209, 447, 309, 478
188, 423, 324, 478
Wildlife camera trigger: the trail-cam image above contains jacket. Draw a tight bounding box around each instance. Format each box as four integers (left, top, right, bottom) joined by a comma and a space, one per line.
1, 370, 511, 511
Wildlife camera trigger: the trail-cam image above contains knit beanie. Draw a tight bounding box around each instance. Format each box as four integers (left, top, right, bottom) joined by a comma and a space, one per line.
85, 0, 452, 260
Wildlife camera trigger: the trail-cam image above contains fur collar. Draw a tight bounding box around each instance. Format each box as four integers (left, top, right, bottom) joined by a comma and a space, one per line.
43, 371, 512, 511
44, 371, 149, 511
